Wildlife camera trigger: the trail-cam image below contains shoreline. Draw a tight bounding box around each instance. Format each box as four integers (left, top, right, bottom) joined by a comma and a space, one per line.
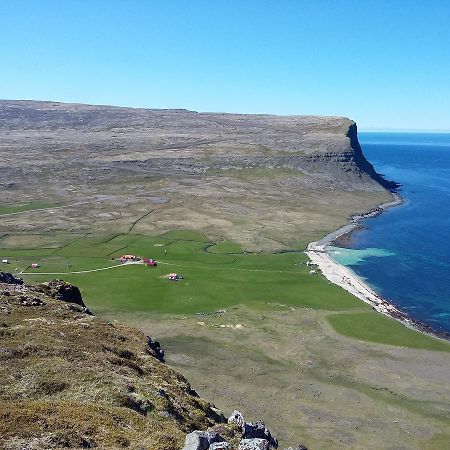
305, 192, 450, 342
315, 192, 404, 247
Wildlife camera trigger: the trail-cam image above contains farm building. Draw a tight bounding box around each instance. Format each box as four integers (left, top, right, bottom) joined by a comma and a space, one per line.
2, 259, 8, 264
168, 273, 183, 281
119, 254, 139, 263
143, 258, 157, 266
31, 263, 40, 268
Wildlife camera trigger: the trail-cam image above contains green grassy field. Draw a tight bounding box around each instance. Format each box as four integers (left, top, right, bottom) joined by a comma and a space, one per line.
0, 202, 56, 215
2, 230, 449, 352
327, 311, 450, 351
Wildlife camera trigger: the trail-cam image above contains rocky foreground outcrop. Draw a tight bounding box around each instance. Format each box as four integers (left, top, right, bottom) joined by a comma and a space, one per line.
0, 274, 223, 449
0, 275, 307, 449
179, 410, 290, 450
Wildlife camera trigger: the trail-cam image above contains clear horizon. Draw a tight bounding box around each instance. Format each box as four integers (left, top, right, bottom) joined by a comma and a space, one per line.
1, 1, 449, 131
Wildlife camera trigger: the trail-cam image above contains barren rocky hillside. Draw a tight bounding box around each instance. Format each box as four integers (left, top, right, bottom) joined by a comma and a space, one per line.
0, 100, 396, 250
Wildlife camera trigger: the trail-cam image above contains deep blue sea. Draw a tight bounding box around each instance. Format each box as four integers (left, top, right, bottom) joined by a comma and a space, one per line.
329, 132, 450, 335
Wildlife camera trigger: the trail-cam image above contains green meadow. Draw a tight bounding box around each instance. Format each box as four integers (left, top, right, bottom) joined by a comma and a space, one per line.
1, 230, 448, 352
0, 202, 56, 215
328, 311, 450, 351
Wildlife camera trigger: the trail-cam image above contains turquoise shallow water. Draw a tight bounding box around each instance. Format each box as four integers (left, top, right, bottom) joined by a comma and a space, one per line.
329, 132, 450, 335
329, 246, 395, 266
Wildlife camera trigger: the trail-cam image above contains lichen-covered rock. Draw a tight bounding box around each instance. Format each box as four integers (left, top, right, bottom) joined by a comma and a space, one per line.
209, 442, 231, 450
37, 279, 85, 306
239, 438, 270, 450
0, 272, 23, 285
147, 335, 165, 362
228, 410, 245, 429
226, 412, 278, 448
181, 430, 224, 450
181, 431, 208, 450
284, 445, 308, 450
243, 420, 278, 447
18, 295, 46, 307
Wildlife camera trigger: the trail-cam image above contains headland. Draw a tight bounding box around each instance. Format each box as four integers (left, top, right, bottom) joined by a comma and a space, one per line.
1, 100, 449, 449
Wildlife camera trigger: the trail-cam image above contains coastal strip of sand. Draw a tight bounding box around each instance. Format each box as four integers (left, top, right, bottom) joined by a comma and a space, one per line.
305, 193, 449, 339
305, 239, 413, 324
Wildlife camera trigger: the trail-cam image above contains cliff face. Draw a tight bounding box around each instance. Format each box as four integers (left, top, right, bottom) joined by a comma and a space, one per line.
346, 123, 399, 191
0, 100, 396, 192
0, 275, 225, 449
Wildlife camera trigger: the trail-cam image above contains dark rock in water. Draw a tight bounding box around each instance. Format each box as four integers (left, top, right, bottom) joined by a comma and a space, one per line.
146, 335, 165, 362
181, 430, 224, 450
0, 272, 23, 285
239, 439, 270, 450
243, 421, 278, 448
37, 280, 85, 307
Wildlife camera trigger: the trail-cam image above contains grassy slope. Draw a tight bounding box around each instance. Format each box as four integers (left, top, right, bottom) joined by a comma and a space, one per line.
0, 282, 228, 449
2, 230, 448, 352
0, 202, 56, 215
328, 312, 450, 351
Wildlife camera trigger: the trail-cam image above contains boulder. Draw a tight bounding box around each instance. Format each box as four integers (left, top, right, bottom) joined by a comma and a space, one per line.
181, 430, 224, 450
0, 272, 23, 285
19, 295, 46, 307
239, 439, 270, 450
66, 303, 92, 315
209, 443, 231, 450
38, 280, 85, 307
146, 335, 165, 362
284, 446, 308, 450
209, 406, 226, 422
228, 410, 245, 429
243, 420, 277, 447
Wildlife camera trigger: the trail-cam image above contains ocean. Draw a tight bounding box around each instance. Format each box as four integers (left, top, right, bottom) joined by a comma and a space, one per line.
329, 132, 450, 335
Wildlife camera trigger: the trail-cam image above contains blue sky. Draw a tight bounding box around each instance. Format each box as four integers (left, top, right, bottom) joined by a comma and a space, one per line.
1, 0, 449, 130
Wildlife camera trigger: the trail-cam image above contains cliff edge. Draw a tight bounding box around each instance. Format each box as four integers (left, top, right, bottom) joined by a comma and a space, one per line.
1, 274, 301, 450
0, 274, 225, 449
346, 123, 399, 191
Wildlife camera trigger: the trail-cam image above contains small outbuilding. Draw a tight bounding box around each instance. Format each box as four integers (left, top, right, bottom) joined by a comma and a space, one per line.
142, 257, 157, 266
31, 263, 40, 269
119, 254, 139, 263
168, 272, 183, 281
2, 259, 8, 264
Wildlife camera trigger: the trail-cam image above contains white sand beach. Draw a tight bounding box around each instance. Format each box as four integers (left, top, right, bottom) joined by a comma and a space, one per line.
304, 193, 430, 333
305, 240, 411, 322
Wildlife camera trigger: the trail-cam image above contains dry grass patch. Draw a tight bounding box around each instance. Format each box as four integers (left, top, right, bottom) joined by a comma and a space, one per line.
0, 281, 226, 449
